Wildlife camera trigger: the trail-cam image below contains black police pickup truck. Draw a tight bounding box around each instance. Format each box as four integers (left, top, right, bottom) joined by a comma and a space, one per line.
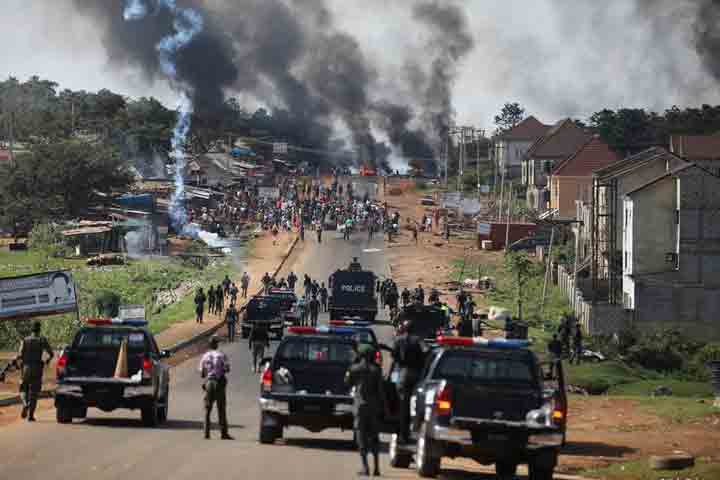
388, 337, 567, 480
258, 327, 357, 444
55, 319, 172, 426
241, 290, 297, 340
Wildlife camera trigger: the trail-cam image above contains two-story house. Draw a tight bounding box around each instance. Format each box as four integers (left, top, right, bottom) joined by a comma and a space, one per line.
494, 116, 550, 180
622, 163, 720, 339
549, 136, 620, 219
522, 119, 592, 211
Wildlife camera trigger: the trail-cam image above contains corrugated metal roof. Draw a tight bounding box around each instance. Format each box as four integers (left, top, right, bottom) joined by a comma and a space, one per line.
62, 226, 112, 236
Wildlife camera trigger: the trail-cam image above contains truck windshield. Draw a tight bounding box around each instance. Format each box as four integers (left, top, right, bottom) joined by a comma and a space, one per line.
278, 340, 355, 363
74, 329, 147, 351
433, 352, 535, 385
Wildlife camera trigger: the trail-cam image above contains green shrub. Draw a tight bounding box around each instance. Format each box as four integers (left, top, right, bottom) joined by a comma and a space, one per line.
94, 290, 121, 318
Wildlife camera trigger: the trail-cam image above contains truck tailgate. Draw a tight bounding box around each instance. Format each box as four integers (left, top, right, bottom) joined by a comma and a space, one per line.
452, 384, 541, 422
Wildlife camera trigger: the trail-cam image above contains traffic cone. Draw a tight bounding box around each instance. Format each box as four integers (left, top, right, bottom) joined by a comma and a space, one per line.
114, 338, 129, 378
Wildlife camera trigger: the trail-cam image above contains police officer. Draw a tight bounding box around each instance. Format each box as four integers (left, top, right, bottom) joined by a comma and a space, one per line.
194, 288, 207, 324
199, 336, 232, 439
393, 322, 425, 445
248, 322, 270, 373
17, 321, 53, 421
319, 283, 329, 312
401, 287, 411, 307
345, 344, 386, 477
225, 304, 239, 342
240, 272, 250, 298
208, 285, 217, 315
547, 334, 563, 377
287, 271, 298, 291
308, 295, 320, 327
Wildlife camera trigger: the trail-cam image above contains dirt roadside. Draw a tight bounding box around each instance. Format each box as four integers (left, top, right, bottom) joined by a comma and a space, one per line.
0, 230, 302, 428
382, 186, 720, 476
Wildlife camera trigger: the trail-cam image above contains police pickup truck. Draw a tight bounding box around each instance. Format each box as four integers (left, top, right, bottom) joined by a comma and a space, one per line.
241, 290, 297, 340
258, 326, 363, 444
388, 337, 567, 480
54, 319, 171, 426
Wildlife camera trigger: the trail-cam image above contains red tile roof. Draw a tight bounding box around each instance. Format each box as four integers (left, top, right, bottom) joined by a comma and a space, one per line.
525, 119, 592, 160
552, 136, 621, 176
669, 133, 720, 160
497, 116, 551, 141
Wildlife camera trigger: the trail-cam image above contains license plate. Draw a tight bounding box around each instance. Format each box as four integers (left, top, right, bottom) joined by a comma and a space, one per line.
303, 404, 322, 412
487, 434, 509, 442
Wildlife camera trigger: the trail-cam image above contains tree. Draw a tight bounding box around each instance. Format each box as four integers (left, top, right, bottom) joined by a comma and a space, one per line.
0, 140, 133, 225
504, 251, 533, 321
494, 102, 525, 135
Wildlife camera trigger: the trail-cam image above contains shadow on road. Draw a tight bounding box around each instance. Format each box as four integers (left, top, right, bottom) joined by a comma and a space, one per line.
436, 468, 522, 479
283, 437, 389, 454
562, 440, 637, 457
81, 417, 244, 431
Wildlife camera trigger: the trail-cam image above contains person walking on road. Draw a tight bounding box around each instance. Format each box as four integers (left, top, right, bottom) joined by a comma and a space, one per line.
401, 287, 411, 307
316, 223, 323, 243
229, 283, 239, 307
393, 325, 425, 445
195, 288, 207, 324
249, 322, 270, 373
208, 285, 216, 316
222, 275, 231, 298
287, 271, 298, 291
17, 321, 53, 421
320, 283, 329, 312
240, 272, 250, 299
308, 295, 320, 327
299, 223, 305, 242
215, 283, 224, 314
345, 344, 386, 477
225, 305, 239, 342
262, 272, 273, 294
199, 336, 233, 440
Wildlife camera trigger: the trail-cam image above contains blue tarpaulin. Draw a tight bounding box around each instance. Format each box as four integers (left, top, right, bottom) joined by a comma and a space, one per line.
114, 193, 155, 212
231, 147, 256, 157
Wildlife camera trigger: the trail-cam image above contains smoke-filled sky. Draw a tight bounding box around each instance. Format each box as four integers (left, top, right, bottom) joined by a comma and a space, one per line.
2, 0, 720, 131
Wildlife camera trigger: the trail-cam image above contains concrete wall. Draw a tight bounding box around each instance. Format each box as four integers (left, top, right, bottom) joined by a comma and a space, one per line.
630, 177, 677, 275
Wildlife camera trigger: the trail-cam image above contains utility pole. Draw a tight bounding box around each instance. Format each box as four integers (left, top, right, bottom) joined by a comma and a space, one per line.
504, 180, 513, 251
8, 110, 15, 168
540, 225, 556, 317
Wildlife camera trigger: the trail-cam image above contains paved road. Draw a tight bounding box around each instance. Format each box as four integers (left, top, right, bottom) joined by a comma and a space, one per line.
0, 231, 510, 480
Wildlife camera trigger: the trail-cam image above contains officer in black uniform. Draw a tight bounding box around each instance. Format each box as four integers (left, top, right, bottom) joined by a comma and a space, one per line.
17, 321, 54, 421
345, 344, 386, 477
393, 321, 425, 444
225, 304, 239, 342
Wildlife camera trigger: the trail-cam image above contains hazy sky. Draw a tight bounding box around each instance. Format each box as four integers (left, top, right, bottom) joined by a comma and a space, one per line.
1, 0, 718, 130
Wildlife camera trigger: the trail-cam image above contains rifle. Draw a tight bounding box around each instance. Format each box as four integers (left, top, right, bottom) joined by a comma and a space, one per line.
0, 358, 19, 383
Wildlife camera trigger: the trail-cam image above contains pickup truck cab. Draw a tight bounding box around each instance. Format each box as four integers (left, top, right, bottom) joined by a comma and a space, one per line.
241, 293, 294, 339
389, 336, 567, 480
55, 319, 171, 427
258, 327, 358, 444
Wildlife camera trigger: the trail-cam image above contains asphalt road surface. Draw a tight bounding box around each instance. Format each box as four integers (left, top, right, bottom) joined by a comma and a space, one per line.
0, 231, 507, 480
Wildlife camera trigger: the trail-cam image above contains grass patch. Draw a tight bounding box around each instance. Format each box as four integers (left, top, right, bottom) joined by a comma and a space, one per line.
0, 248, 241, 348
583, 457, 720, 480
609, 379, 714, 398
632, 396, 719, 423
565, 361, 645, 394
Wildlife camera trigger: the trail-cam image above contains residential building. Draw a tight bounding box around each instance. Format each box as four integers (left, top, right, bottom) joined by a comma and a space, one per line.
669, 132, 720, 176
494, 116, 550, 181
522, 119, 592, 211
549, 136, 620, 219
622, 164, 720, 339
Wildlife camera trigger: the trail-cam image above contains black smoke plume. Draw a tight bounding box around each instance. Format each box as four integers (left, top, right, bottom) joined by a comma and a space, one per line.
412, 0, 474, 144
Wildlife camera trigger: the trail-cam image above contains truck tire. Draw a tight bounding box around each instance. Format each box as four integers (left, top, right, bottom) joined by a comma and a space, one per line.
56, 406, 73, 424
496, 462, 518, 480
259, 425, 279, 444
416, 423, 441, 478
389, 434, 412, 468
141, 402, 159, 427
529, 465, 554, 480
158, 394, 169, 424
